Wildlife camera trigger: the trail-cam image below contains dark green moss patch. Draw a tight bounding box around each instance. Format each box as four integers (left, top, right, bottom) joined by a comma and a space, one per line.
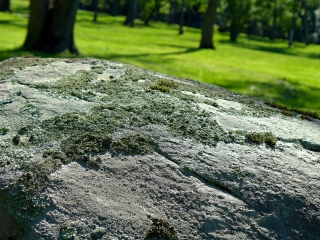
246, 132, 277, 148
150, 79, 179, 93
266, 102, 319, 120
144, 218, 178, 240
0, 126, 10, 135
111, 134, 157, 155
61, 133, 111, 157
60, 222, 77, 240
90, 227, 107, 239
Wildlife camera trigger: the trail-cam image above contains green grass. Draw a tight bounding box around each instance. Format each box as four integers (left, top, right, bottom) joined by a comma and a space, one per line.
1, 0, 320, 115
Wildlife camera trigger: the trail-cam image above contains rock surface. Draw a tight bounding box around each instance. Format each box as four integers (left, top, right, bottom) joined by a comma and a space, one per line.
0, 57, 319, 240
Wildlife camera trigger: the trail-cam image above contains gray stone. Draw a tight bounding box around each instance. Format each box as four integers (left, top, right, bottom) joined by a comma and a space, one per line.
0, 57, 319, 240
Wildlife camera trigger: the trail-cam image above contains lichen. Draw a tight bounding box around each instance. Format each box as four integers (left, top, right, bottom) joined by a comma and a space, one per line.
144, 218, 178, 240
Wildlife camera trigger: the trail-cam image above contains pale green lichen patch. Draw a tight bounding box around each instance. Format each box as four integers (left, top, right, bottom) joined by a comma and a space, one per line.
246, 132, 277, 148
144, 218, 178, 240
111, 134, 157, 155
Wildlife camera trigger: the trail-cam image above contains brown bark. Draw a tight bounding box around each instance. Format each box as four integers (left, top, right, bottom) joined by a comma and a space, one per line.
24, 0, 79, 54
199, 0, 220, 49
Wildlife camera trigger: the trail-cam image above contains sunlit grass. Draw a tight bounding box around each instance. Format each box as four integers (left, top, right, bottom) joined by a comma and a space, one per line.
1, 0, 320, 114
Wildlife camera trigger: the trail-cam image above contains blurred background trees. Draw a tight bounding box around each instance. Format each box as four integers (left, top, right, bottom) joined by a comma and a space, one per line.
0, 0, 10, 11
77, 0, 320, 45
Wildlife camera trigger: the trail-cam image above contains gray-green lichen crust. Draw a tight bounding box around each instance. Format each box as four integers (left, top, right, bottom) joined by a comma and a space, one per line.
0, 58, 319, 239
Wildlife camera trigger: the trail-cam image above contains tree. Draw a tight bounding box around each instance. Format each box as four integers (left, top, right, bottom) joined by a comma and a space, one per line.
179, 0, 186, 34
93, 0, 99, 22
199, 0, 220, 48
24, 0, 79, 55
227, 0, 254, 42
124, 0, 137, 27
0, 0, 10, 12
289, 0, 298, 47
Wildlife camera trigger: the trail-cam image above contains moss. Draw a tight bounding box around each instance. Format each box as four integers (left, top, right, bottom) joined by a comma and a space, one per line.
0, 69, 15, 80
149, 79, 179, 93
266, 101, 319, 120
0, 126, 10, 135
144, 218, 178, 240
90, 227, 107, 239
111, 134, 157, 155
5, 153, 68, 221
246, 132, 277, 148
60, 222, 77, 240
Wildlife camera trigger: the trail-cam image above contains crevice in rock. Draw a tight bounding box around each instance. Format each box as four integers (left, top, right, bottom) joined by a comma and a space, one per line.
155, 148, 246, 204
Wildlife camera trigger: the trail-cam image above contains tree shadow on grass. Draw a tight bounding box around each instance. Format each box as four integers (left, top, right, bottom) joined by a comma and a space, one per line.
219, 39, 320, 60
0, 47, 79, 62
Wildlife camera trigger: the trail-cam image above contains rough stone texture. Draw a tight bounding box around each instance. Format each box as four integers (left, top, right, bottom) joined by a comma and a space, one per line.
0, 57, 319, 240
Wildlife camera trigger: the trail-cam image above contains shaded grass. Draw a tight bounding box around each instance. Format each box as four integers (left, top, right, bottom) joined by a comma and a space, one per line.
0, 0, 320, 114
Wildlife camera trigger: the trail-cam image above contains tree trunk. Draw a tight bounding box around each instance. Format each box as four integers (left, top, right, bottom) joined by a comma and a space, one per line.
124, 0, 137, 27
168, 0, 176, 25
0, 0, 10, 11
230, 20, 240, 42
112, 0, 119, 16
24, 0, 79, 54
270, 3, 278, 40
178, 0, 185, 35
289, 0, 297, 47
144, 9, 155, 26
199, 0, 219, 49
93, 0, 99, 22
303, 0, 309, 45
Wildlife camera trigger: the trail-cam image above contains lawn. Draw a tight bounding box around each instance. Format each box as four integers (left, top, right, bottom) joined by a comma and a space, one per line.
1, 0, 320, 115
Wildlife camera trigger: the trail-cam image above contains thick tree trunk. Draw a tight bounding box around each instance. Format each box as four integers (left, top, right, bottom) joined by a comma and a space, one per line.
270, 5, 278, 40
230, 20, 241, 42
112, 0, 119, 16
24, 0, 79, 54
144, 9, 155, 26
0, 0, 10, 12
199, 0, 219, 49
303, 0, 309, 45
178, 0, 185, 35
124, 0, 137, 27
289, 0, 297, 47
93, 0, 99, 22
168, 0, 176, 25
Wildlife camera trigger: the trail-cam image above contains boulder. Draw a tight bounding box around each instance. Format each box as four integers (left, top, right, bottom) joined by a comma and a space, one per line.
0, 57, 319, 240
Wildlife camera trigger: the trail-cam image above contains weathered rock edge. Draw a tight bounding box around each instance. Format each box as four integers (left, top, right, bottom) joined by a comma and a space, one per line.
0, 57, 319, 240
